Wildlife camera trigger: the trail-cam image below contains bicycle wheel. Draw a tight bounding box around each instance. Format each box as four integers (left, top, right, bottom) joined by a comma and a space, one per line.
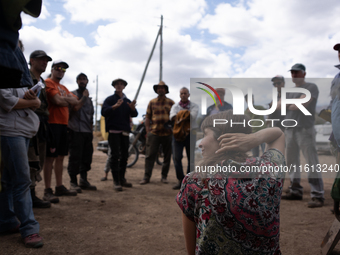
127, 144, 139, 168
156, 145, 163, 165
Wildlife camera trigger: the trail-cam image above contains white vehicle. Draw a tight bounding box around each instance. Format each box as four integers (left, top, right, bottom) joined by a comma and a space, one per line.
315, 124, 332, 154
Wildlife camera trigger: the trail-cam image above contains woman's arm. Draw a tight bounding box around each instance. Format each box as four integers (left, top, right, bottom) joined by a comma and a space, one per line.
182, 212, 196, 255
216, 127, 285, 155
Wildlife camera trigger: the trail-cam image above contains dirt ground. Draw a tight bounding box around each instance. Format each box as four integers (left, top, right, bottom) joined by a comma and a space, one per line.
2, 134, 340, 255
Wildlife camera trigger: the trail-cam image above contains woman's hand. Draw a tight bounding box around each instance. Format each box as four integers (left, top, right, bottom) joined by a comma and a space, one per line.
216, 133, 255, 154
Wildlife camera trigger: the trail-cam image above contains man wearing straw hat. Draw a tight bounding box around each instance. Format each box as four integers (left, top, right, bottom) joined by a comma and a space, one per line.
140, 81, 174, 185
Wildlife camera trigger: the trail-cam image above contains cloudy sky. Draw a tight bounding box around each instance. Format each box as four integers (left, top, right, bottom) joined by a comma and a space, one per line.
19, 0, 340, 123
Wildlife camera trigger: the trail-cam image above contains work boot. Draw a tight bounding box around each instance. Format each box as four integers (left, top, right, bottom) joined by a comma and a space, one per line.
79, 178, 97, 190
70, 182, 82, 193
31, 188, 51, 208
55, 185, 77, 196
43, 188, 60, 203
307, 197, 324, 208
121, 179, 132, 188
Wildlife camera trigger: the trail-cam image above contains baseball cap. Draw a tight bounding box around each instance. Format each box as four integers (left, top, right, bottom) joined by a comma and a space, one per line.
271, 75, 285, 82
52, 60, 69, 69
29, 50, 52, 61
76, 73, 88, 80
334, 44, 340, 51
289, 63, 305, 72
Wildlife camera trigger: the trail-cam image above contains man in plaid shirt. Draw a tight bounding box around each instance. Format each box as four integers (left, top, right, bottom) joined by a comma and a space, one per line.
140, 81, 174, 185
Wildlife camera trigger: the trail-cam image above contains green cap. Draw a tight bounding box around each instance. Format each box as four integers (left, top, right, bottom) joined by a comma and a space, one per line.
289, 63, 305, 72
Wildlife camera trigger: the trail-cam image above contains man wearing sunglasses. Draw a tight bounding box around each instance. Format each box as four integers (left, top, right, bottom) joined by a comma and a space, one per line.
43, 60, 88, 202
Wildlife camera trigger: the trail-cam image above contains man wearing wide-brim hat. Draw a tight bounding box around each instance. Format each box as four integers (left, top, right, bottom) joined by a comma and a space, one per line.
101, 78, 138, 191
140, 81, 174, 185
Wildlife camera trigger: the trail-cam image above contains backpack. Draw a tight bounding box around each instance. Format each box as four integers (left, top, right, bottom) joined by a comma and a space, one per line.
173, 110, 191, 142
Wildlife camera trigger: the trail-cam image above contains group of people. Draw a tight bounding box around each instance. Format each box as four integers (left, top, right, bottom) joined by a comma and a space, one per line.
101, 79, 199, 192
1, 3, 340, 254
175, 44, 340, 254
0, 47, 97, 248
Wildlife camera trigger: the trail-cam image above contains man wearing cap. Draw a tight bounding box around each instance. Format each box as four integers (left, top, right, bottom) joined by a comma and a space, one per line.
140, 81, 175, 185
267, 75, 285, 131
170, 87, 198, 189
200, 88, 232, 128
280, 63, 324, 208
67, 73, 96, 193
43, 60, 87, 201
101, 78, 137, 191
27, 50, 52, 208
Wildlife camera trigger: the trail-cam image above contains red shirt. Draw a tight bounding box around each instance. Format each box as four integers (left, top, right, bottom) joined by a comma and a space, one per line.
45, 78, 77, 125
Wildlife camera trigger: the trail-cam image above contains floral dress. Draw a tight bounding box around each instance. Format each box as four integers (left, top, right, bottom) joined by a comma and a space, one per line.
176, 149, 285, 255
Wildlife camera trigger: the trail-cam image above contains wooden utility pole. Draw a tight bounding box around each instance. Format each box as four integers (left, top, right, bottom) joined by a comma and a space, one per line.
159, 15, 163, 82
134, 15, 163, 101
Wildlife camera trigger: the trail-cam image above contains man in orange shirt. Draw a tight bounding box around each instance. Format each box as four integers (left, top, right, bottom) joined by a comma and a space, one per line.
43, 60, 88, 202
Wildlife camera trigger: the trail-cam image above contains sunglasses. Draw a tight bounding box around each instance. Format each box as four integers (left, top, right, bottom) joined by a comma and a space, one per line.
54, 66, 66, 72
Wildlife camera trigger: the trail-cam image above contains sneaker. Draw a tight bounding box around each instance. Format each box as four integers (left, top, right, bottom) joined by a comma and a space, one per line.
161, 178, 169, 184
79, 178, 97, 190
139, 179, 150, 185
308, 197, 324, 208
281, 192, 302, 200
114, 184, 123, 191
43, 188, 60, 203
23, 233, 43, 248
55, 185, 77, 196
70, 182, 82, 193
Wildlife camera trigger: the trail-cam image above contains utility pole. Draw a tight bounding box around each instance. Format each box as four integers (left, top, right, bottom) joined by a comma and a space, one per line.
159, 15, 163, 82
134, 15, 164, 101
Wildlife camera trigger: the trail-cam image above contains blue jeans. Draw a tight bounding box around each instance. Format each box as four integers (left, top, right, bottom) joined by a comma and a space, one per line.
0, 136, 40, 238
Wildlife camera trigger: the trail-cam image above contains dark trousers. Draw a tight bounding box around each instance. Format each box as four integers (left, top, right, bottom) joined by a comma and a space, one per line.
108, 133, 129, 185
172, 135, 190, 182
172, 132, 196, 182
67, 131, 93, 183
144, 133, 172, 180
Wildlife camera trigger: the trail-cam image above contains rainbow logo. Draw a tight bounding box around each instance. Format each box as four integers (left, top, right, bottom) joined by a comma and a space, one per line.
196, 82, 222, 108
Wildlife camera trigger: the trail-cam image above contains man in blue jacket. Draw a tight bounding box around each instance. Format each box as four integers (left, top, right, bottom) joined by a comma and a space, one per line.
101, 78, 137, 191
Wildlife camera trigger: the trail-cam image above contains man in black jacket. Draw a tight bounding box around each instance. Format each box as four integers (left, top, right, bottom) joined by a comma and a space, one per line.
101, 78, 138, 191
68, 73, 96, 193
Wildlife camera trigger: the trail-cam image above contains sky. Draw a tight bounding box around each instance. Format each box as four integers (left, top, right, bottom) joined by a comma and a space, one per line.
19, 0, 340, 124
